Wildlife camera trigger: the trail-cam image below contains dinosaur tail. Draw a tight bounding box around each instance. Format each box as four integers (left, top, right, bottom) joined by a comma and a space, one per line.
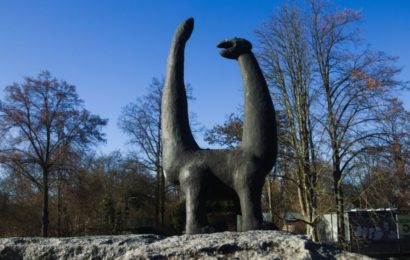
162, 18, 199, 164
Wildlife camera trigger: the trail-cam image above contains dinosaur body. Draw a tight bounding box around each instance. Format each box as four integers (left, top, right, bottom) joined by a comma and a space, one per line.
161, 18, 277, 234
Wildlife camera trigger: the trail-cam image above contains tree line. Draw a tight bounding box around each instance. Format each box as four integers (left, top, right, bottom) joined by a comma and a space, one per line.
0, 0, 408, 244
0, 74, 182, 237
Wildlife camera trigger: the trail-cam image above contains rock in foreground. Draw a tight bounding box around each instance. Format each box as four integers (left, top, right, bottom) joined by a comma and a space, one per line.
0, 230, 371, 259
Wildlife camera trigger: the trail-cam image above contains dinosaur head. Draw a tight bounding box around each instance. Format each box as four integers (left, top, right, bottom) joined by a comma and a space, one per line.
217, 38, 252, 60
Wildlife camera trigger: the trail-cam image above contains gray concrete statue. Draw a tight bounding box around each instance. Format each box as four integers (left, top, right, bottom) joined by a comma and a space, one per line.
161, 18, 277, 234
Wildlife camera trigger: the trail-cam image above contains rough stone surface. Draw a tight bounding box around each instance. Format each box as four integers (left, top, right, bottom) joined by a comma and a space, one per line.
0, 234, 162, 260
0, 231, 372, 259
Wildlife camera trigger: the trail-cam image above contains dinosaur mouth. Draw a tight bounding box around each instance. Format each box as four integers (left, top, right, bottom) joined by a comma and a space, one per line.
217, 40, 236, 58
217, 40, 234, 49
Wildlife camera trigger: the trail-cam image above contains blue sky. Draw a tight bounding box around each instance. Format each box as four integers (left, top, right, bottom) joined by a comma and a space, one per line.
0, 0, 409, 154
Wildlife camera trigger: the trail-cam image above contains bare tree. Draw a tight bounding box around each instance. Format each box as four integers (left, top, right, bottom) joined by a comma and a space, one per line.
118, 78, 164, 230
0, 71, 107, 237
255, 0, 403, 243
309, 0, 401, 244
256, 3, 320, 240
343, 99, 410, 212
372, 98, 410, 207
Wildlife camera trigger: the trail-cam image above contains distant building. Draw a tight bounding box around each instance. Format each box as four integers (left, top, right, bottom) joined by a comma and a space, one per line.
317, 212, 349, 243
317, 208, 410, 257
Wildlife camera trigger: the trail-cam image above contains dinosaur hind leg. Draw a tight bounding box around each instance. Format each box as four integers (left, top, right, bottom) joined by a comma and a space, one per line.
180, 166, 209, 234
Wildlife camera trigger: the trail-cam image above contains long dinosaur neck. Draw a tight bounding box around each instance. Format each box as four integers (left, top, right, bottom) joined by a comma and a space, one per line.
238, 52, 277, 159
162, 18, 199, 162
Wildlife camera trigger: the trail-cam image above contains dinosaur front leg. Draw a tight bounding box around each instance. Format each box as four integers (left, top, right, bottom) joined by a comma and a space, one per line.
236, 171, 264, 231
180, 167, 208, 234
238, 188, 263, 231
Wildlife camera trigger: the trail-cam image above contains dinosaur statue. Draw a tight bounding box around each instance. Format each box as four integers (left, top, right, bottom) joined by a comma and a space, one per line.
161, 18, 277, 234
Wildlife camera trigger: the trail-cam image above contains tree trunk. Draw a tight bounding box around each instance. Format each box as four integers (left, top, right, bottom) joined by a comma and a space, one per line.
155, 170, 160, 230
57, 176, 61, 237
333, 169, 345, 245
42, 170, 49, 237
393, 142, 407, 207
306, 225, 315, 240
